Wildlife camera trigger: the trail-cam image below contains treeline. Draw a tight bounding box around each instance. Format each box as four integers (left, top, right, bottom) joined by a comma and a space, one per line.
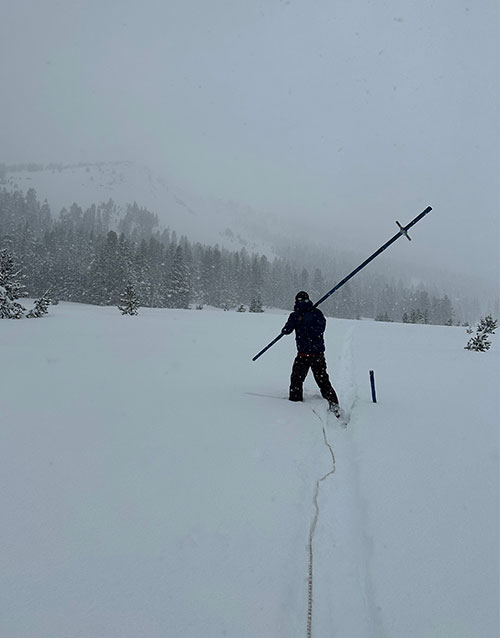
0, 160, 121, 177
0, 187, 460, 323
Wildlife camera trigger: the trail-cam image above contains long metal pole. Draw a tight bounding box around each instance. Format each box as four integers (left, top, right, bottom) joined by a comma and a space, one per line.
252, 206, 432, 362
313, 206, 432, 307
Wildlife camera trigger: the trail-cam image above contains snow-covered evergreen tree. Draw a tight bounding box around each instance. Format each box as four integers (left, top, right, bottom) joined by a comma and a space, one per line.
375, 312, 392, 322
27, 291, 51, 318
401, 308, 427, 324
249, 296, 264, 313
249, 255, 265, 310
0, 248, 26, 318
87, 231, 131, 305
432, 294, 454, 326
464, 315, 497, 352
300, 267, 309, 291
198, 247, 216, 306
165, 245, 191, 308
118, 281, 140, 315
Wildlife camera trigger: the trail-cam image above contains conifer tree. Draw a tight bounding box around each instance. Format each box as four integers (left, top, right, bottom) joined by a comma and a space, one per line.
199, 247, 215, 306
165, 245, 191, 308
311, 268, 325, 302
118, 281, 140, 315
375, 312, 392, 322
249, 295, 264, 313
0, 248, 26, 318
416, 289, 430, 321
300, 267, 309, 291
433, 294, 454, 326
87, 230, 131, 305
249, 255, 264, 310
27, 290, 51, 318
464, 315, 497, 352
409, 308, 427, 324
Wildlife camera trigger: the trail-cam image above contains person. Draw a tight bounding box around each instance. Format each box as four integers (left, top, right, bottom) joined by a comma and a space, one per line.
281, 291, 340, 415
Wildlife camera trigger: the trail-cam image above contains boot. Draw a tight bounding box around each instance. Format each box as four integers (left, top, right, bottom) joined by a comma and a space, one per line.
328, 401, 341, 418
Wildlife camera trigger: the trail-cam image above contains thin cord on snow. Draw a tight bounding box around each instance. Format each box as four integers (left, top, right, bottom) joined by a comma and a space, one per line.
307, 409, 336, 638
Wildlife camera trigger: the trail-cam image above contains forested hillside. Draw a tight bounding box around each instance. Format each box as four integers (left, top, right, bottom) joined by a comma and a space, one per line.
0, 187, 486, 324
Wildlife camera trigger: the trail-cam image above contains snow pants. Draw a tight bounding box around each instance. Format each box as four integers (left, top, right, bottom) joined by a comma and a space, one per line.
289, 353, 339, 404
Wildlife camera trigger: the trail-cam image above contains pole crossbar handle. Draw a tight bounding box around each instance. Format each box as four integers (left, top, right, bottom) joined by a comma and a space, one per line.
396, 220, 411, 241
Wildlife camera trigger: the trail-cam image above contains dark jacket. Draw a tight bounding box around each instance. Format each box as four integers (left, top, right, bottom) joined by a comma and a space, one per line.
282, 299, 326, 354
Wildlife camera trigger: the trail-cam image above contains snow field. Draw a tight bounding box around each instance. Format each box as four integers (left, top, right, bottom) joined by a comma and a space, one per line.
0, 304, 498, 637
347, 320, 499, 637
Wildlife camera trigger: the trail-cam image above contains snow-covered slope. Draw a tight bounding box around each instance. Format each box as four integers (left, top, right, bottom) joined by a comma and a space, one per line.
2, 162, 275, 253
1, 304, 498, 637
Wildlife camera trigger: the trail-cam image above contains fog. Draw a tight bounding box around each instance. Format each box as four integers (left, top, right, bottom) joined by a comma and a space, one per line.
1, 0, 498, 289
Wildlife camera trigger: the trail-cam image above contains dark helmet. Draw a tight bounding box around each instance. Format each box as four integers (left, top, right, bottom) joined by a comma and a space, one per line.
295, 290, 309, 302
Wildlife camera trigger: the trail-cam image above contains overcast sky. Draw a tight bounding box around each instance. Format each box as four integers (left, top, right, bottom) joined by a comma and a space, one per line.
1, 0, 498, 288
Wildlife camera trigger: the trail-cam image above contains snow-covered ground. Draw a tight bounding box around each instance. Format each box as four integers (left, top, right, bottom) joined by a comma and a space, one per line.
1, 303, 498, 637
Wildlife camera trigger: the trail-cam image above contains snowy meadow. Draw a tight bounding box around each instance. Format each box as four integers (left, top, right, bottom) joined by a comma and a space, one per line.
1, 303, 498, 637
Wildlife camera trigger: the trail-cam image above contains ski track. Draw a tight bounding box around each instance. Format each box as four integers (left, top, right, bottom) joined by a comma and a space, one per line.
307, 407, 336, 638
306, 326, 384, 637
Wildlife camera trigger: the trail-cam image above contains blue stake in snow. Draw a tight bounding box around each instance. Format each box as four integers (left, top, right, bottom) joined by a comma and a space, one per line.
252, 206, 432, 361
370, 370, 377, 403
